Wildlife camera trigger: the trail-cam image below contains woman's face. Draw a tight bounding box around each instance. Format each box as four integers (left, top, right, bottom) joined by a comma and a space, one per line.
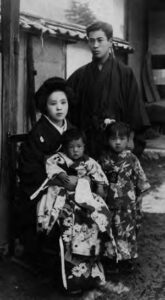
46, 90, 68, 126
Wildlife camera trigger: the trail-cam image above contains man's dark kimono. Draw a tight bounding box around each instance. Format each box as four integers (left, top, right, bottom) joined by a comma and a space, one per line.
67, 56, 150, 158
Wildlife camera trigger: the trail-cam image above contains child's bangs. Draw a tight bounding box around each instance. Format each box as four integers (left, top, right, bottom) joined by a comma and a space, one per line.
105, 122, 130, 138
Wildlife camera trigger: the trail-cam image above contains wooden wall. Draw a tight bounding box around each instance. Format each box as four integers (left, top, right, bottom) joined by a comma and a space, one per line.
16, 32, 66, 134
149, 11, 165, 99
127, 0, 148, 92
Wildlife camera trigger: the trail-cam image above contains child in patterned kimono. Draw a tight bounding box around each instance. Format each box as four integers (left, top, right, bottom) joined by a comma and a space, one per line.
32, 129, 128, 294
99, 122, 150, 273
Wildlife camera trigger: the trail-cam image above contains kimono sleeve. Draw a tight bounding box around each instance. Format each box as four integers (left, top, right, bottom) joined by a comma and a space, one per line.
31, 153, 67, 200
85, 157, 109, 185
131, 154, 150, 195
19, 131, 47, 196
46, 153, 67, 179
122, 65, 150, 131
67, 65, 87, 126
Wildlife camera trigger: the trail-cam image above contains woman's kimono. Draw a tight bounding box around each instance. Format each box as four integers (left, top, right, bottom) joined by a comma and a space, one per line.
17, 116, 72, 248
32, 152, 117, 291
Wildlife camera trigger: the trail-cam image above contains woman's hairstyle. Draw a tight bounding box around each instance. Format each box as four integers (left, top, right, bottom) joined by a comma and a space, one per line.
35, 77, 74, 114
105, 122, 131, 139
62, 128, 87, 150
86, 21, 113, 40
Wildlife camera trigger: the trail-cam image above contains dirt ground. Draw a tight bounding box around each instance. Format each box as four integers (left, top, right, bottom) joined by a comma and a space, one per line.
0, 157, 165, 300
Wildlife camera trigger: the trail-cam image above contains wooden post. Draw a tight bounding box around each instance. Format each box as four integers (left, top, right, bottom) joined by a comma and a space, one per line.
26, 35, 37, 128
0, 0, 20, 254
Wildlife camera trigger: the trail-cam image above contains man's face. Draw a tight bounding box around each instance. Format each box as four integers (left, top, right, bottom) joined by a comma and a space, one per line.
88, 29, 112, 60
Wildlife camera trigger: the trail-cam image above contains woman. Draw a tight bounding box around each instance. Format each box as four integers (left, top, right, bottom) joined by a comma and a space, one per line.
18, 77, 74, 256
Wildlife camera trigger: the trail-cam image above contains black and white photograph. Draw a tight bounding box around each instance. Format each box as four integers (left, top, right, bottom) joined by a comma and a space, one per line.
0, 0, 165, 299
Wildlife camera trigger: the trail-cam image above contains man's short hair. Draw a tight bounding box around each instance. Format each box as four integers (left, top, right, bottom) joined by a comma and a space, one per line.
86, 21, 113, 40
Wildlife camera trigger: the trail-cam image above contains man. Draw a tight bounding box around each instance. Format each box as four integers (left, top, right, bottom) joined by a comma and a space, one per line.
67, 21, 150, 158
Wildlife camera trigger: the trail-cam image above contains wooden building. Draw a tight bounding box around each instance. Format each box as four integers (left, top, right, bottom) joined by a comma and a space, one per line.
8, 12, 133, 134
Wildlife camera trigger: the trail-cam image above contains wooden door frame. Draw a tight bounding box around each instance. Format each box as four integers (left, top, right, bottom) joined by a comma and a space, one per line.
0, 0, 20, 253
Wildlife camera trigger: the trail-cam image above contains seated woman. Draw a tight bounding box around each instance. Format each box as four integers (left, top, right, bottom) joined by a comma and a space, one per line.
18, 77, 74, 255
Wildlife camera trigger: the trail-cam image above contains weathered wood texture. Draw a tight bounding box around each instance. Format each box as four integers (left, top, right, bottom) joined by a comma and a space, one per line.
0, 0, 20, 252
17, 34, 65, 133
26, 35, 37, 128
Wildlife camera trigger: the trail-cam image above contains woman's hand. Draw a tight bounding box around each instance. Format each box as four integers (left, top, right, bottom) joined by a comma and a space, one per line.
64, 175, 78, 191
48, 172, 69, 186
58, 172, 70, 185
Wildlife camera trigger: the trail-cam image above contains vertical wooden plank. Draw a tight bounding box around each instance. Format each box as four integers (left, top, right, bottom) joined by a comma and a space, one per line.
0, 0, 20, 254
62, 40, 67, 79
26, 34, 37, 128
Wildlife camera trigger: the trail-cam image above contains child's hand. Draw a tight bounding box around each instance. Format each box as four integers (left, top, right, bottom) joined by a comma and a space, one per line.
96, 183, 107, 199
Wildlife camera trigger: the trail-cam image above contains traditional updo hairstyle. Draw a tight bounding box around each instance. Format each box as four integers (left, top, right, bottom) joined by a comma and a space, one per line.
35, 77, 74, 115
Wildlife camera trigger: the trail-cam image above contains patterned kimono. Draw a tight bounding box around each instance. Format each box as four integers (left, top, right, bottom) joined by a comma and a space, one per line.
100, 150, 150, 261
32, 152, 117, 291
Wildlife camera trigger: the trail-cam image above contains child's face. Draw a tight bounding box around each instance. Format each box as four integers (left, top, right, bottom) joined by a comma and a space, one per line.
108, 134, 128, 153
46, 91, 68, 126
67, 138, 85, 160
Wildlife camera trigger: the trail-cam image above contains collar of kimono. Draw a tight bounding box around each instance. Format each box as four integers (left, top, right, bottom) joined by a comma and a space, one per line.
44, 115, 67, 134
92, 54, 112, 68
57, 153, 89, 168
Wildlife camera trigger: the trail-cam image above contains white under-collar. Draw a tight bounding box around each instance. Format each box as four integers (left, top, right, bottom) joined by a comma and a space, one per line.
44, 115, 67, 135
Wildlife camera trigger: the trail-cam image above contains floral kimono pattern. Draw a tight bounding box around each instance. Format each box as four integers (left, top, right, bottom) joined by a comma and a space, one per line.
32, 152, 117, 291
100, 150, 150, 261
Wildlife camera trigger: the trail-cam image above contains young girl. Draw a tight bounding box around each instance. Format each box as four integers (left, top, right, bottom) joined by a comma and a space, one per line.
99, 122, 150, 272
18, 77, 74, 254
33, 128, 118, 293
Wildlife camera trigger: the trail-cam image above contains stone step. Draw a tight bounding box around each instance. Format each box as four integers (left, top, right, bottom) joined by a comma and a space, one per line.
143, 135, 165, 159
143, 148, 165, 159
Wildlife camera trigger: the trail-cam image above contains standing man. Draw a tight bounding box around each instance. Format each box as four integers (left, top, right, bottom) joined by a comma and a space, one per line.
67, 21, 150, 158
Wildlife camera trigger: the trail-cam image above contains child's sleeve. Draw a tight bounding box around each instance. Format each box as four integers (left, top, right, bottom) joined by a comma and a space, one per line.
30, 153, 66, 200
46, 153, 66, 179
85, 157, 109, 185
131, 154, 150, 195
